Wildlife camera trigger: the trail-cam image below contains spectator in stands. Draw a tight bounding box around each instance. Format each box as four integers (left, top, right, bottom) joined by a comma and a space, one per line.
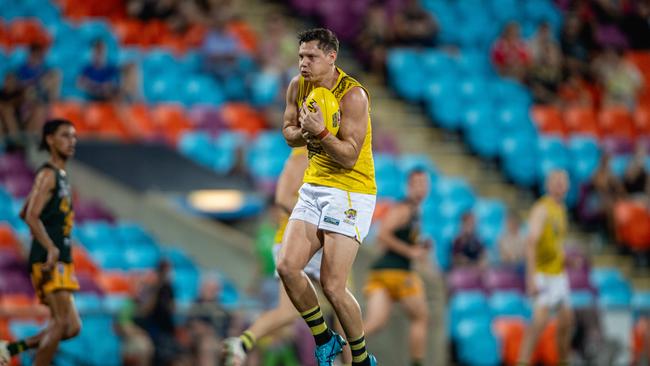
186, 276, 227, 366
127, 0, 177, 22
77, 40, 120, 101
558, 70, 596, 108
357, 2, 393, 76
119, 62, 143, 103
491, 22, 530, 81
527, 22, 564, 104
623, 145, 649, 201
452, 212, 487, 269
16, 43, 60, 103
580, 153, 624, 237
0, 73, 23, 143
623, 0, 650, 49
593, 48, 643, 109
590, 0, 629, 50
560, 14, 594, 74
138, 259, 180, 366
392, 0, 438, 47
201, 16, 247, 99
258, 15, 296, 83
499, 213, 526, 271
116, 296, 155, 366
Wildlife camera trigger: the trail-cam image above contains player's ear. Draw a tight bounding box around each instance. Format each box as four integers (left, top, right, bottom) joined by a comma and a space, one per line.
328, 50, 337, 65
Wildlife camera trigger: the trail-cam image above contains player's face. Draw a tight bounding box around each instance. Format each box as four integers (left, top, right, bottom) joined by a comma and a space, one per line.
547, 170, 569, 199
408, 172, 430, 202
298, 41, 336, 82
50, 125, 77, 159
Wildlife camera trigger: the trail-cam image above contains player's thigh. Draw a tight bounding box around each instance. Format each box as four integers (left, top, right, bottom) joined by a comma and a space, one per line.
400, 292, 428, 322
365, 288, 393, 325
321, 232, 360, 287
556, 302, 573, 329
277, 219, 322, 270
52, 291, 81, 333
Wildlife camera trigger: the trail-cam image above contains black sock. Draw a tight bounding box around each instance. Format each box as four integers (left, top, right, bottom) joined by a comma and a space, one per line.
350, 335, 371, 366
8, 340, 30, 356
300, 306, 333, 346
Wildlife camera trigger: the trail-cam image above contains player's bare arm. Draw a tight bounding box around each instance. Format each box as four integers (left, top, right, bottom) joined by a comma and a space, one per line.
275, 153, 308, 213
301, 87, 369, 169
283, 76, 308, 147
377, 203, 420, 258
525, 203, 547, 295
23, 169, 59, 271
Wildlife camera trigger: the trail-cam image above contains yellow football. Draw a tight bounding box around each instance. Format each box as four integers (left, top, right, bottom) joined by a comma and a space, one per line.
306, 87, 341, 136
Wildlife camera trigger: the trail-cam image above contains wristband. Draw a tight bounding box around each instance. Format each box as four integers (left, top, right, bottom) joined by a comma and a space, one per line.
316, 128, 330, 140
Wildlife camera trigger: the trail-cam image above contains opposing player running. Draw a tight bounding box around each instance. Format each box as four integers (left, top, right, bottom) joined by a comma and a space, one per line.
1, 119, 81, 366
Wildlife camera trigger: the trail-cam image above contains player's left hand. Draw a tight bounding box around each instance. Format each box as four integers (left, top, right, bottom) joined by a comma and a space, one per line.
299, 102, 325, 135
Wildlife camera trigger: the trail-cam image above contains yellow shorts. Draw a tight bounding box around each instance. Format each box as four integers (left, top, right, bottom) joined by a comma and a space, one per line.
364, 269, 424, 301
31, 262, 80, 302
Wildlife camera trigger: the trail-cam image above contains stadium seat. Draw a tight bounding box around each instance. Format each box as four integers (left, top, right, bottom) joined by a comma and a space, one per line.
449, 291, 491, 338
532, 105, 565, 136
464, 103, 502, 158
632, 317, 650, 366
500, 132, 539, 187
455, 318, 501, 366
84, 103, 129, 139
97, 271, 135, 295
564, 106, 600, 137
599, 106, 637, 140
635, 104, 650, 136
632, 291, 650, 314
181, 74, 225, 107
220, 103, 267, 136
570, 290, 595, 309
374, 154, 404, 199
387, 49, 424, 102
151, 104, 192, 143
72, 246, 99, 277
567, 135, 601, 184
489, 291, 530, 318
493, 316, 526, 366
49, 101, 86, 133
614, 200, 650, 251
483, 267, 525, 294
251, 72, 281, 107
448, 267, 484, 294
537, 136, 569, 183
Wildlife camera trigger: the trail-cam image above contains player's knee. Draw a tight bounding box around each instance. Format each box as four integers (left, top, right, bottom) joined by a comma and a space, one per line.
322, 279, 346, 302
65, 320, 81, 339
276, 261, 299, 283
49, 320, 67, 340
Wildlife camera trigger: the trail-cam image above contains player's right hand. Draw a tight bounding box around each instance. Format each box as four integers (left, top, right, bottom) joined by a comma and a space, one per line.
43, 246, 60, 272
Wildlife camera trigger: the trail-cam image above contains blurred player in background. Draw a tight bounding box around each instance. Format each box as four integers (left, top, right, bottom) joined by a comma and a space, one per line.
518, 170, 573, 366
223, 147, 352, 365
0, 119, 81, 366
363, 169, 431, 366
278, 28, 377, 366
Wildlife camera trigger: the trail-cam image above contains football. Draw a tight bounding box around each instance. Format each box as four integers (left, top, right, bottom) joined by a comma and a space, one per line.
305, 87, 341, 136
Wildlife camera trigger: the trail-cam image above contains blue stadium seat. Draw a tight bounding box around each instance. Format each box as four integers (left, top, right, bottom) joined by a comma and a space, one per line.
387, 49, 424, 102
89, 247, 126, 270
599, 288, 632, 309
537, 136, 569, 183
181, 74, 225, 107
434, 177, 475, 211
142, 49, 178, 74
74, 293, 103, 315
103, 294, 130, 314
610, 154, 631, 177
571, 290, 595, 309
164, 246, 198, 271
449, 291, 491, 338
463, 103, 501, 158
590, 267, 625, 291
115, 222, 156, 245
455, 318, 501, 366
428, 219, 458, 271
396, 153, 437, 178
496, 102, 530, 132
178, 131, 217, 168
124, 244, 161, 270
77, 221, 116, 250
7, 47, 28, 70
500, 132, 539, 187
248, 154, 287, 180
251, 72, 281, 107
457, 50, 493, 77
490, 79, 532, 107
489, 291, 530, 318
374, 154, 404, 199
250, 131, 290, 154
591, 268, 632, 308
421, 49, 456, 80
173, 268, 200, 304
424, 77, 462, 129
117, 47, 143, 66
568, 135, 600, 184
144, 73, 181, 103
632, 292, 650, 314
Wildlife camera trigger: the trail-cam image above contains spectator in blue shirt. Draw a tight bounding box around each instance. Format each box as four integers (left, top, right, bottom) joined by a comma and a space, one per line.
16, 43, 60, 102
77, 40, 120, 101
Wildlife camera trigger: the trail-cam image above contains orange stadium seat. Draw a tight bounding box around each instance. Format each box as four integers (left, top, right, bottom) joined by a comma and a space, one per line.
84, 103, 130, 140
599, 106, 637, 140
221, 103, 267, 136
633, 317, 650, 365
493, 317, 526, 366
183, 25, 207, 47
532, 105, 566, 136
111, 19, 143, 46
614, 201, 650, 251
72, 246, 99, 278
563, 106, 600, 137
97, 271, 135, 295
123, 103, 158, 140
634, 104, 650, 136
141, 20, 172, 47
0, 224, 20, 252
49, 101, 88, 135
532, 319, 559, 366
227, 20, 258, 54
7, 19, 50, 47
151, 104, 192, 143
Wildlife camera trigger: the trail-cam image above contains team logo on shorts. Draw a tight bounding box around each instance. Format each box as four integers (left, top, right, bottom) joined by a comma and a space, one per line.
343, 209, 357, 225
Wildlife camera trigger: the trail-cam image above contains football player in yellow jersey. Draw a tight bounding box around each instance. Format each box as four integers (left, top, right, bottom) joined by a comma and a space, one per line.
277, 28, 377, 366
223, 148, 352, 366
518, 170, 573, 366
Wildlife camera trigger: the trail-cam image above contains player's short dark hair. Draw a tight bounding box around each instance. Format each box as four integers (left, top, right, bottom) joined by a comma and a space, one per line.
408, 167, 428, 178
40, 119, 73, 151
297, 28, 339, 53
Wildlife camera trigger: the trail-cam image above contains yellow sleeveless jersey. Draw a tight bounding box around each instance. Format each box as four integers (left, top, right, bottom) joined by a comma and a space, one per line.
296, 67, 377, 195
535, 196, 567, 275
273, 147, 308, 244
